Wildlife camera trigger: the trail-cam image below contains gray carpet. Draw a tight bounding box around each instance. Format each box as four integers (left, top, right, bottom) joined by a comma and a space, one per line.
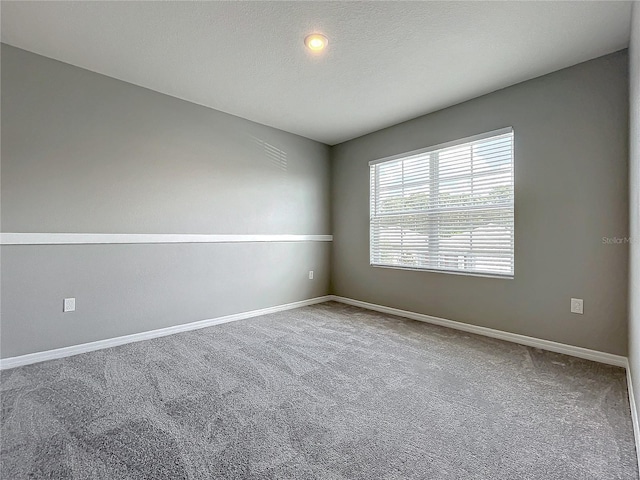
0, 301, 637, 479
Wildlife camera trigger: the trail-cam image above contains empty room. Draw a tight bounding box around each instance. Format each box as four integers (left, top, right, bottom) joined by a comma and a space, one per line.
1, 1, 639, 478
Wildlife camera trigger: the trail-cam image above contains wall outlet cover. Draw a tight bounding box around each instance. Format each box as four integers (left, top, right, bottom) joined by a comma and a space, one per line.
63, 298, 76, 313
570, 298, 583, 314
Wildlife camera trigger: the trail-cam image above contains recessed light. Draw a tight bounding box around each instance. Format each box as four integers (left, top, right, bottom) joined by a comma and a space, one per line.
304, 33, 328, 52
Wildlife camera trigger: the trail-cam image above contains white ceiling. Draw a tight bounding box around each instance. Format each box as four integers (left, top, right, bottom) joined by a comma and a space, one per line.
0, 1, 633, 145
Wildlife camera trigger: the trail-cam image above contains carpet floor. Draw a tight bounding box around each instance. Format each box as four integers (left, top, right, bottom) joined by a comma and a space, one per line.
0, 301, 637, 479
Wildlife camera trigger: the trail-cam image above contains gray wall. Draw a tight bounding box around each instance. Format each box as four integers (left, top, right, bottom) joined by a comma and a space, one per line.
628, 2, 640, 421
1, 42, 632, 360
0, 45, 331, 358
331, 51, 629, 355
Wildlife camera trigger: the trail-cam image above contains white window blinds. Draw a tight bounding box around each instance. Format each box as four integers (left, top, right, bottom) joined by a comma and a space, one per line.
370, 127, 514, 277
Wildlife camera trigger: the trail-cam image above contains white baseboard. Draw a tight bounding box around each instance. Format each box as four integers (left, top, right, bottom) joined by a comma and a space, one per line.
626, 362, 640, 470
328, 295, 627, 367
0, 295, 332, 370
1, 292, 629, 369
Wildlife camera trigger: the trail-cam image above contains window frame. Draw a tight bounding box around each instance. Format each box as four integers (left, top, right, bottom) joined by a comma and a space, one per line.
369, 127, 515, 279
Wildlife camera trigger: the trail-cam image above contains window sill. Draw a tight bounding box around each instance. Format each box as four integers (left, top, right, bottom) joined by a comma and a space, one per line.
370, 263, 514, 280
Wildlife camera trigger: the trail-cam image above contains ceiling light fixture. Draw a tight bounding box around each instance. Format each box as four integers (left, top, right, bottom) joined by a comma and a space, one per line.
304, 33, 328, 52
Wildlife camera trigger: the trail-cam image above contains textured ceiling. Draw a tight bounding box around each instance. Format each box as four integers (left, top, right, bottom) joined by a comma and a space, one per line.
0, 1, 633, 145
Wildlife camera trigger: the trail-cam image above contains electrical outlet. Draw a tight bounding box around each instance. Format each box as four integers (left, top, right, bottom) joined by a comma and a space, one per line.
63, 298, 76, 313
308, 270, 314, 280
570, 298, 583, 315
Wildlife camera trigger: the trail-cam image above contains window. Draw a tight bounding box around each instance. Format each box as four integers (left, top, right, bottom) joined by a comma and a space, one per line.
369, 127, 514, 278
